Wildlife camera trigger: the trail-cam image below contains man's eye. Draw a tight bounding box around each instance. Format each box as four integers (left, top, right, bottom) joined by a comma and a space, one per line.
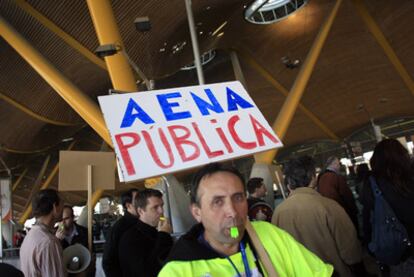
234, 194, 245, 202
212, 199, 223, 206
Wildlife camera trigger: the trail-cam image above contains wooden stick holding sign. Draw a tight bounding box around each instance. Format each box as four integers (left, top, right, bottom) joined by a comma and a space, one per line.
245, 219, 279, 277
59, 151, 115, 254
87, 165, 93, 252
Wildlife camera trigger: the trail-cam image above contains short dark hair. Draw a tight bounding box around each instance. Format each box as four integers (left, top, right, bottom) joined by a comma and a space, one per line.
283, 156, 316, 190
121, 188, 139, 210
63, 205, 74, 217
133, 189, 163, 209
32, 189, 60, 218
247, 177, 264, 194
190, 163, 245, 205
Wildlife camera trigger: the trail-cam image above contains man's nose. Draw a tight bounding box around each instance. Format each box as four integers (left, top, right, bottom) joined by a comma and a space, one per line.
225, 201, 237, 217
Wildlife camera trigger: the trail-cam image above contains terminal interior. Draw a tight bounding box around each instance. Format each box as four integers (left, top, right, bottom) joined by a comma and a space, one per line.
1, 0, 414, 275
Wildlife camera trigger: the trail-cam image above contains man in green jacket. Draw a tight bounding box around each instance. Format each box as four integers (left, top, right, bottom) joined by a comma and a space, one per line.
159, 163, 333, 277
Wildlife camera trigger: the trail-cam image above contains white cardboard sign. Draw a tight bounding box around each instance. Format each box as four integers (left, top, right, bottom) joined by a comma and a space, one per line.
98, 81, 283, 182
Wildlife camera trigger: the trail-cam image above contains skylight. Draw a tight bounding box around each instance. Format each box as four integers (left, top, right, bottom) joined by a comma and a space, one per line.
245, 0, 309, 24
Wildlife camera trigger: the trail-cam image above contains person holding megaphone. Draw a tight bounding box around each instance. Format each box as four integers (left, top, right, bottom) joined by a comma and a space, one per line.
56, 205, 95, 276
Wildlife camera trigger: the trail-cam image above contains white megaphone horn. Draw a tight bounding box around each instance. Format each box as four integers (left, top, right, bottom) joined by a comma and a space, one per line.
63, 244, 91, 274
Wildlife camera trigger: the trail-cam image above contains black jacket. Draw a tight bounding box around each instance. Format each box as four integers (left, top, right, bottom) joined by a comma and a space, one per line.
102, 211, 139, 277
0, 263, 24, 277
60, 223, 88, 250
166, 223, 222, 262
166, 223, 257, 262
118, 219, 173, 277
362, 176, 414, 256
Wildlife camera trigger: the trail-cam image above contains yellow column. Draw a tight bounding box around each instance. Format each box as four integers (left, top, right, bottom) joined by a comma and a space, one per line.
86, 0, 137, 92
12, 168, 28, 192
256, 0, 342, 164
0, 16, 112, 146
87, 0, 160, 191
87, 0, 157, 201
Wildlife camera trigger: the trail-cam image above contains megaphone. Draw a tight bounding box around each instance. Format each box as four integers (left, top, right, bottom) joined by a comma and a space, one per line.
63, 244, 91, 274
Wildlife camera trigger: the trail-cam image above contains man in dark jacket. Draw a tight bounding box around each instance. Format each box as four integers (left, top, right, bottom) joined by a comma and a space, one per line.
102, 188, 139, 277
247, 177, 273, 222
56, 205, 95, 277
56, 205, 88, 249
318, 156, 359, 230
118, 189, 173, 277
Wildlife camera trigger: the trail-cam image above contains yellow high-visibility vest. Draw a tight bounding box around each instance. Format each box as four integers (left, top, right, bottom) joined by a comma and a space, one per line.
159, 221, 333, 277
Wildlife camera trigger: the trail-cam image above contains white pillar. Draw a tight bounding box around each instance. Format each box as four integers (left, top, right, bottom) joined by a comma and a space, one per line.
250, 163, 280, 209
154, 175, 196, 234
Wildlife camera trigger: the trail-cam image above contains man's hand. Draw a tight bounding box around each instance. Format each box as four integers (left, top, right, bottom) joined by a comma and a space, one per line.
55, 222, 65, 240
157, 218, 172, 234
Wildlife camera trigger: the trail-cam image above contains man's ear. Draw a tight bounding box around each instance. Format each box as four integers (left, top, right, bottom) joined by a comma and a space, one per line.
190, 203, 202, 223
136, 207, 144, 217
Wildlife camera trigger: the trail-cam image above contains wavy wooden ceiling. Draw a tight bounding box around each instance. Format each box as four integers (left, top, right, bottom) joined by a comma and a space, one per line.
1, 0, 414, 219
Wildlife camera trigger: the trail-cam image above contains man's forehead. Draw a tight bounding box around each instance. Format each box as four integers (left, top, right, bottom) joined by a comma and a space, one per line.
63, 207, 72, 213
148, 196, 163, 204
198, 171, 244, 196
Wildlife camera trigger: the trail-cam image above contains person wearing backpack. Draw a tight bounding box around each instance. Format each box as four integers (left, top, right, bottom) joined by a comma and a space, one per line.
362, 139, 414, 276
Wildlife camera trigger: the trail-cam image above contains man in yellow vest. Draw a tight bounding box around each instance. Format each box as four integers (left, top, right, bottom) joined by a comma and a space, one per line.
159, 163, 334, 277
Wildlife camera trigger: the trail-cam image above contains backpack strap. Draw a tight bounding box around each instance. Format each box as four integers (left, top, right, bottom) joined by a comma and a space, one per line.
369, 176, 381, 196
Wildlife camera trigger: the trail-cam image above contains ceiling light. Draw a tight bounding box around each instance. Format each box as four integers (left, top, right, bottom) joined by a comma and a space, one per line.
181, 50, 216, 71
94, 44, 120, 58
134, 16, 151, 32
281, 56, 301, 69
211, 21, 227, 37
245, 0, 308, 24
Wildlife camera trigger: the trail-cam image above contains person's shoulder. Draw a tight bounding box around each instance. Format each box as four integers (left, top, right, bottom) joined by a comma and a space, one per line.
252, 221, 281, 235
28, 226, 56, 243
159, 260, 192, 277
119, 224, 140, 244
75, 223, 88, 233
252, 221, 304, 244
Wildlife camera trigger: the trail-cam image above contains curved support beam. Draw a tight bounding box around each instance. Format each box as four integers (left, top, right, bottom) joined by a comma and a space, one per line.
0, 91, 81, 126
12, 168, 28, 191
86, 0, 137, 92
14, 0, 106, 70
0, 16, 112, 146
18, 140, 76, 224
255, 0, 343, 164
91, 189, 104, 208
1, 145, 55, 154
351, 0, 414, 98
235, 49, 339, 141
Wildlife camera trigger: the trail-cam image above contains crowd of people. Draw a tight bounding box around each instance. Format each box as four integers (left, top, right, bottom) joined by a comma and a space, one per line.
1, 138, 413, 277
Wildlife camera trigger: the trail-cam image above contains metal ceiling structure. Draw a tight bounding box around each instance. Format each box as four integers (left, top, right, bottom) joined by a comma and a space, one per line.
1, 0, 414, 220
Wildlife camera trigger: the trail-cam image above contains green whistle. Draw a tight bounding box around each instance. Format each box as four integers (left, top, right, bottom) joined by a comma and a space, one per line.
230, 227, 239, 238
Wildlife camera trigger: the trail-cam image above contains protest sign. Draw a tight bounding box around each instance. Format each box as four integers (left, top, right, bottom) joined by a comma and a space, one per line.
98, 81, 283, 182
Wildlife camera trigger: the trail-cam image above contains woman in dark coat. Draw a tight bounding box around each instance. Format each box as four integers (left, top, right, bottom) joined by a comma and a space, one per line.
362, 139, 414, 276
